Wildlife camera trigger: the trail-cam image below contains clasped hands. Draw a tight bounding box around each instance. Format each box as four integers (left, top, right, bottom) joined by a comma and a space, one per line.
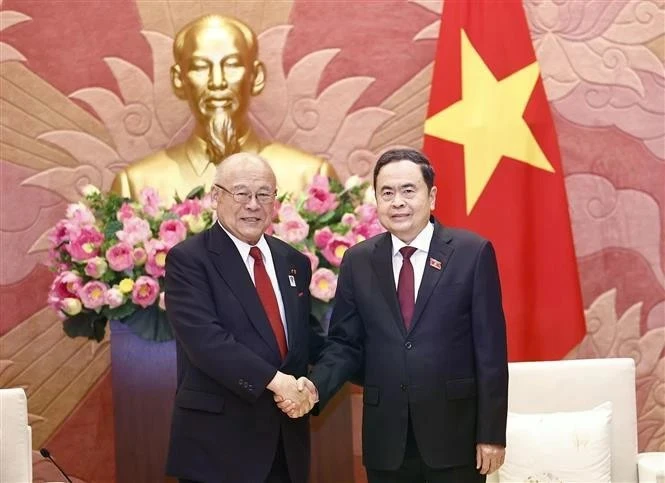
267, 371, 318, 418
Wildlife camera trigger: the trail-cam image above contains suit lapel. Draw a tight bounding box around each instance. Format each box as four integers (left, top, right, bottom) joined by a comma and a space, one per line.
206, 224, 281, 358
371, 233, 406, 337
409, 222, 454, 334
266, 237, 299, 361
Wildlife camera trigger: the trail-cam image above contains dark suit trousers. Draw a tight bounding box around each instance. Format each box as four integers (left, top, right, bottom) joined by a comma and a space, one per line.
179, 435, 291, 483
366, 416, 485, 483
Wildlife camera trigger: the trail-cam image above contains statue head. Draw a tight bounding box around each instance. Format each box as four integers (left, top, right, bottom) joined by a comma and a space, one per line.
171, 15, 266, 160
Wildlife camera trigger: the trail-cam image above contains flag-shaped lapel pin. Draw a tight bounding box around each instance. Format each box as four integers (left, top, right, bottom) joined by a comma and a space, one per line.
429, 257, 442, 270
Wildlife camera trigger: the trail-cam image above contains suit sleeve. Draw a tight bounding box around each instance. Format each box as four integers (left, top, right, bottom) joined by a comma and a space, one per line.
165, 246, 277, 403
308, 252, 365, 410
471, 241, 509, 445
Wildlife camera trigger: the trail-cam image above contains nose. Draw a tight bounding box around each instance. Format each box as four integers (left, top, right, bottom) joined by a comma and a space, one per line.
245, 194, 260, 210
391, 193, 406, 208
208, 63, 227, 90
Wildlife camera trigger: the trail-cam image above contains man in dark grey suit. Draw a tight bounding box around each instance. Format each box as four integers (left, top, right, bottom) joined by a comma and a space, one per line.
165, 153, 321, 483
280, 149, 508, 482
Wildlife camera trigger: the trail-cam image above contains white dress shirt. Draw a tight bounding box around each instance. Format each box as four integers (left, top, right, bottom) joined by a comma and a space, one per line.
391, 222, 435, 303
218, 221, 288, 345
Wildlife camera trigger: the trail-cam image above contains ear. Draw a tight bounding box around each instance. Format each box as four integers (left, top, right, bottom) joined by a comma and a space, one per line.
171, 64, 186, 99
429, 185, 437, 211
251, 60, 266, 96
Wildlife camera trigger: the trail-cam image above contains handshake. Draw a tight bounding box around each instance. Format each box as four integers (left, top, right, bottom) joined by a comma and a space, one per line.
267, 371, 318, 418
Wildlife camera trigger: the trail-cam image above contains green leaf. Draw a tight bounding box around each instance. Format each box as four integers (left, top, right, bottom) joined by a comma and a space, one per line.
185, 185, 206, 200
104, 220, 123, 241
318, 210, 338, 225
121, 305, 174, 342
105, 302, 137, 320
63, 312, 108, 342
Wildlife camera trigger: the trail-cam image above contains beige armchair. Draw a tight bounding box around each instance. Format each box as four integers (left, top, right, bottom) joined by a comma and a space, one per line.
488, 358, 663, 483
0, 387, 33, 483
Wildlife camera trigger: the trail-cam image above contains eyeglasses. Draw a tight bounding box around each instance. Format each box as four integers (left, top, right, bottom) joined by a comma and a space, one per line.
214, 184, 277, 205
378, 185, 420, 202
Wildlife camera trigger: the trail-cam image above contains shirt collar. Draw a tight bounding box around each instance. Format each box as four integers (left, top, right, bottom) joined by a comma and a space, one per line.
217, 220, 270, 262
391, 222, 434, 258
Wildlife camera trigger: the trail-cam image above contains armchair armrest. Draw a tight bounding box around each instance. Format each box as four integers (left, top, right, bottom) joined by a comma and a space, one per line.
637, 452, 665, 483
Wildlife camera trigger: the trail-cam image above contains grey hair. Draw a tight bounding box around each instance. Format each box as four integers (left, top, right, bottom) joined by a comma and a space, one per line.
213, 152, 274, 186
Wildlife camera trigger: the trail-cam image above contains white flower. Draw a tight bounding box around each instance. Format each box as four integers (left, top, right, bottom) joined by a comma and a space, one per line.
81, 184, 101, 197
344, 175, 361, 190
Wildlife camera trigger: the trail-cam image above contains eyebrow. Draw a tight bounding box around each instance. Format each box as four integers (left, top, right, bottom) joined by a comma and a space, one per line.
380, 182, 418, 191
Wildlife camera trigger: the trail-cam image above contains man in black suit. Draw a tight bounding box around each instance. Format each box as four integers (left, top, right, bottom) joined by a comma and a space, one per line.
282, 149, 508, 482
164, 153, 321, 483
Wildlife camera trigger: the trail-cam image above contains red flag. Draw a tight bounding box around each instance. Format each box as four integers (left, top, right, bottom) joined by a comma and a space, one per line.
423, 0, 585, 361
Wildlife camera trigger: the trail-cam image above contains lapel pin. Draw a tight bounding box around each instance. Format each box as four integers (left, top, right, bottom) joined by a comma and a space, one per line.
289, 268, 297, 275
429, 257, 442, 270
288, 275, 296, 287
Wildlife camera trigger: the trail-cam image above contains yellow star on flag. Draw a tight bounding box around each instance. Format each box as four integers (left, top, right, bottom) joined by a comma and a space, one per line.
424, 29, 554, 214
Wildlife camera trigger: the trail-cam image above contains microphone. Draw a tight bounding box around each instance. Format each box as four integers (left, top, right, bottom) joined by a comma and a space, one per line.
39, 448, 73, 483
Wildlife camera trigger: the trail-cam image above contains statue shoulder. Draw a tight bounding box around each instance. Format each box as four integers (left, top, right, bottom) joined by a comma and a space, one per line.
259, 142, 337, 179
121, 149, 179, 175
110, 148, 182, 198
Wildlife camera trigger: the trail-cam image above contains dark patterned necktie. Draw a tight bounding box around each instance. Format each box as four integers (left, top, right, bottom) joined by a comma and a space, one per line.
397, 246, 417, 330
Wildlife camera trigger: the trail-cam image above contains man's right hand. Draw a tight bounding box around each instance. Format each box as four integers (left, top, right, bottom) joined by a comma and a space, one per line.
267, 372, 316, 417
270, 375, 318, 418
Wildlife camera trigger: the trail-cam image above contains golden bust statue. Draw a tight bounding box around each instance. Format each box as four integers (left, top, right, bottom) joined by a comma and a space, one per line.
111, 15, 334, 202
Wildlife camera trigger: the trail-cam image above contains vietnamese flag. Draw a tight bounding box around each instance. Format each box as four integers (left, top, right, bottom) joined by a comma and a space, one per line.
423, 0, 585, 361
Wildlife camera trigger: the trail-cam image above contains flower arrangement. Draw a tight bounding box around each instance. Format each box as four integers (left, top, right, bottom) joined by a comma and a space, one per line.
46, 185, 215, 342
47, 176, 382, 342
271, 175, 384, 326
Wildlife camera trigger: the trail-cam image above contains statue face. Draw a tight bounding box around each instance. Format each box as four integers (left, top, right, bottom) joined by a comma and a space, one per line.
172, 23, 264, 131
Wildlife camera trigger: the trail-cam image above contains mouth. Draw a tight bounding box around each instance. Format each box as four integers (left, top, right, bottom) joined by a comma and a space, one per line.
390, 213, 411, 221
240, 216, 263, 224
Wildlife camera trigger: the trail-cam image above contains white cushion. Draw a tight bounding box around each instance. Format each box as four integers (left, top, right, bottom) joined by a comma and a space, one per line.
499, 402, 612, 483
0, 387, 32, 483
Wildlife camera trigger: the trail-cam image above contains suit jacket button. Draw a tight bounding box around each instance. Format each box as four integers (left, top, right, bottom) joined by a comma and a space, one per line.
404, 341, 413, 350
400, 384, 407, 391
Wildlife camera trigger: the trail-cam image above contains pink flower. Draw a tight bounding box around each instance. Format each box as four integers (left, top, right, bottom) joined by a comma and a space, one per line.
105, 288, 124, 309
355, 204, 378, 223
139, 187, 161, 217
78, 281, 109, 310
84, 257, 108, 279
132, 276, 160, 308
341, 213, 357, 227
48, 220, 72, 247
352, 220, 385, 242
171, 199, 202, 217
106, 242, 135, 271
301, 250, 319, 272
273, 204, 310, 244
49, 271, 83, 306
201, 193, 215, 211
159, 219, 187, 248
133, 247, 147, 266
313, 227, 334, 249
304, 175, 339, 215
66, 226, 104, 261
65, 202, 95, 226
117, 202, 136, 222
310, 268, 337, 303
116, 216, 152, 246
145, 240, 169, 278
322, 235, 353, 267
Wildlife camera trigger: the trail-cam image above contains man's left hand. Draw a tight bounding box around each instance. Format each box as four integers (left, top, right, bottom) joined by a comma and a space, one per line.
476, 443, 505, 475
